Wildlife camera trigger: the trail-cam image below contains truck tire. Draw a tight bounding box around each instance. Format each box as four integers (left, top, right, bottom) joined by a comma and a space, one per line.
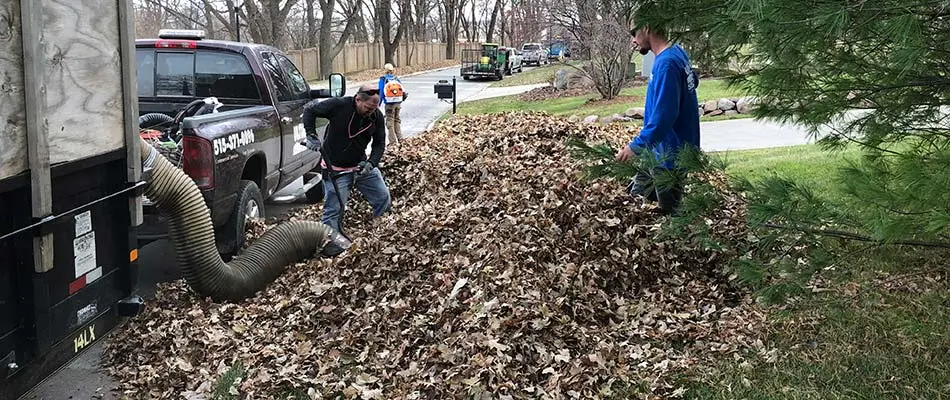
219, 180, 265, 255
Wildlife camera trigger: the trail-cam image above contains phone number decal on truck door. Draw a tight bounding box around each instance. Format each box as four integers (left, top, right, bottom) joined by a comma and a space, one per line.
214, 129, 255, 155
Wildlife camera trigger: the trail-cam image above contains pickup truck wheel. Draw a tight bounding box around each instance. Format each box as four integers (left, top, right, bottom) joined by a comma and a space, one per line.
305, 179, 325, 203
220, 180, 265, 255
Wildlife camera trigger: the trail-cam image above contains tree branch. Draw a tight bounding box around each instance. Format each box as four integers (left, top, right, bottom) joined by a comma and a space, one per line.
763, 223, 950, 249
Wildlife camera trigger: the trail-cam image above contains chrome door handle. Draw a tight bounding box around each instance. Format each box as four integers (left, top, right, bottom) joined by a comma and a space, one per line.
281, 117, 293, 125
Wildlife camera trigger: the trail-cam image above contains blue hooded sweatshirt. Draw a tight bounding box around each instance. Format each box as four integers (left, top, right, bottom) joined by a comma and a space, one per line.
628, 44, 701, 169
378, 73, 403, 106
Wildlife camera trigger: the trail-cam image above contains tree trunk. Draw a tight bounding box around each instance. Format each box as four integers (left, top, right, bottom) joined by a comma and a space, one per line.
305, 0, 318, 47
442, 0, 463, 58
318, 0, 358, 77
485, 0, 502, 43
378, 0, 406, 64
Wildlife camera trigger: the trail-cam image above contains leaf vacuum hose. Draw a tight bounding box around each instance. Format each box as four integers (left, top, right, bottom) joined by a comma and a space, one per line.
138, 138, 350, 302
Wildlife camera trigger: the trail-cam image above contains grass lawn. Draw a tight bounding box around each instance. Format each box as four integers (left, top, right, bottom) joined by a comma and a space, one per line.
490, 61, 586, 88
685, 143, 950, 399
451, 78, 750, 122
715, 144, 862, 206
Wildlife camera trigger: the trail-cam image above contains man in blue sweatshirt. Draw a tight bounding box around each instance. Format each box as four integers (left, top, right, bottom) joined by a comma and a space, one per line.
616, 19, 701, 214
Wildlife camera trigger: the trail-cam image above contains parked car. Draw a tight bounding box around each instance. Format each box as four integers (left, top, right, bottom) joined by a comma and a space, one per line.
135, 29, 346, 255
521, 42, 547, 66
501, 47, 524, 75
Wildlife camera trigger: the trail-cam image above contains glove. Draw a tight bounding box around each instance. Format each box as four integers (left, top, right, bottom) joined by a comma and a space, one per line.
306, 136, 322, 152
357, 160, 374, 176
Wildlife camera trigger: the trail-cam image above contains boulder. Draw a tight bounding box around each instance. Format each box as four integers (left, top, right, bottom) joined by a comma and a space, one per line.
583, 115, 599, 124
709, 109, 725, 117
736, 97, 756, 114
568, 115, 582, 123
625, 107, 645, 119
724, 110, 739, 116
554, 69, 570, 90
717, 98, 736, 111
698, 106, 705, 117
703, 99, 718, 112
567, 73, 595, 89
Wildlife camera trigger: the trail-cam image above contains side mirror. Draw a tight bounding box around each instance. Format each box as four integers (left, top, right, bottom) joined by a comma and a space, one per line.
329, 73, 346, 97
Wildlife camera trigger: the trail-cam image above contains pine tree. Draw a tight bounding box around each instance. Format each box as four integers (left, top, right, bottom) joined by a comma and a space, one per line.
571, 0, 950, 302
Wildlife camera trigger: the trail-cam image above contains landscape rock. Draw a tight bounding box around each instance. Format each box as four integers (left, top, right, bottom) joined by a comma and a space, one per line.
703, 99, 719, 112
583, 115, 599, 123
736, 97, 756, 114
718, 98, 736, 111
554, 69, 570, 90
709, 109, 725, 116
625, 107, 645, 119
568, 115, 581, 123
725, 110, 739, 116
567, 72, 595, 89
699, 106, 705, 117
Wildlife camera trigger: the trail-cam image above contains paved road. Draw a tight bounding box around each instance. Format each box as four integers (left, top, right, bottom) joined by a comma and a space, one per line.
344, 66, 498, 138
701, 118, 815, 152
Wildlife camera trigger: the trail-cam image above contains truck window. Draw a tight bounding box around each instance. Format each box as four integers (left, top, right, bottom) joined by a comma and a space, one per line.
136, 49, 261, 100
262, 52, 293, 102
523, 44, 540, 51
155, 52, 195, 97
195, 51, 259, 99
137, 50, 156, 97
276, 54, 310, 100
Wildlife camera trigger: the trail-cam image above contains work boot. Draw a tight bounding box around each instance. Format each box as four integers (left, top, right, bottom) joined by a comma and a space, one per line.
320, 227, 352, 257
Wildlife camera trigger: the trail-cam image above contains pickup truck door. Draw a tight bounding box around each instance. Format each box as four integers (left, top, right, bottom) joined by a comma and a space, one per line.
261, 52, 318, 188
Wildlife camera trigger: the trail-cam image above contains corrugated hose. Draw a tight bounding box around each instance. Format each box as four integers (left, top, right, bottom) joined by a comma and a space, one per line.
138, 138, 350, 302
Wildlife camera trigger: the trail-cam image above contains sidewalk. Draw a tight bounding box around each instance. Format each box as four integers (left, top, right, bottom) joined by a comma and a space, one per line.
460, 83, 550, 102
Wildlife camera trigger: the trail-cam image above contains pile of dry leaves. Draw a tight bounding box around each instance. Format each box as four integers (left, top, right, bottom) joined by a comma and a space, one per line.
103, 112, 771, 399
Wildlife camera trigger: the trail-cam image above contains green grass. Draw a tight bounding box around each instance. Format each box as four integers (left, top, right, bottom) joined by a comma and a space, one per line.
682, 144, 950, 399
212, 360, 246, 400
490, 61, 585, 88
715, 144, 862, 205
452, 78, 750, 121
682, 255, 950, 399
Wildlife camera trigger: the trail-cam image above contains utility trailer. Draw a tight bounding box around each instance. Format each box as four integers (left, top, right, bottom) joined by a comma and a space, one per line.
460, 43, 506, 81
0, 1, 143, 399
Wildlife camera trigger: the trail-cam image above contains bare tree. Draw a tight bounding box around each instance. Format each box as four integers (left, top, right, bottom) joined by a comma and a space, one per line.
440, 0, 466, 58
411, 0, 437, 41
376, 0, 411, 64
485, 0, 503, 42
317, 0, 360, 77
552, 0, 634, 99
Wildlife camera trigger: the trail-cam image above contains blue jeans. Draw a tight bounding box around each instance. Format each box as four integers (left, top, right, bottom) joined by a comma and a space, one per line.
321, 167, 391, 232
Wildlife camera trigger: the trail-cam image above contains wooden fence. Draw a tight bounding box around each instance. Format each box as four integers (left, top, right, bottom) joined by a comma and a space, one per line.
286, 42, 482, 81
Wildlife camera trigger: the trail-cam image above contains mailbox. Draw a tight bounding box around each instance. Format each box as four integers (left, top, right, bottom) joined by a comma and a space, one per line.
435, 79, 455, 99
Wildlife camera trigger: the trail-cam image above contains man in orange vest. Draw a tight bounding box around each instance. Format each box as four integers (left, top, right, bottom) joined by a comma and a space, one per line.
378, 63, 407, 148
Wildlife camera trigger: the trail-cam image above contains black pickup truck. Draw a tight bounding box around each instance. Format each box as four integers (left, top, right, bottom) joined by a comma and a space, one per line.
135, 29, 345, 255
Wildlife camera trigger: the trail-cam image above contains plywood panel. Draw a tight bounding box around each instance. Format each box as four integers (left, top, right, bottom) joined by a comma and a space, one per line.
0, 0, 28, 180
43, 0, 125, 165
